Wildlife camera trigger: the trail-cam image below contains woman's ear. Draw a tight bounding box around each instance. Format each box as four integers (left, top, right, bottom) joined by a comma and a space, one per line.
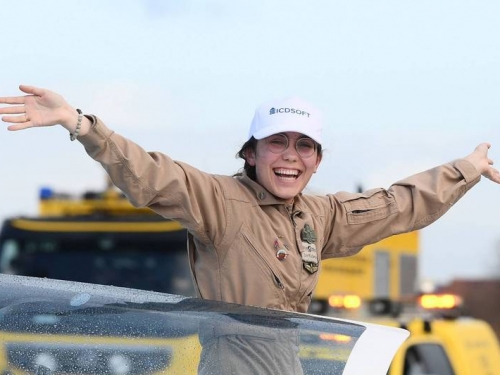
314, 153, 322, 172
245, 147, 257, 166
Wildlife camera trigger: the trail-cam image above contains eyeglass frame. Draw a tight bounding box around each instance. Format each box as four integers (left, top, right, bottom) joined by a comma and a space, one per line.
262, 133, 319, 158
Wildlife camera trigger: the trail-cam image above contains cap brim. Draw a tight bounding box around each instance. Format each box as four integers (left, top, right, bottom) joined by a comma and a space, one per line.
252, 124, 322, 144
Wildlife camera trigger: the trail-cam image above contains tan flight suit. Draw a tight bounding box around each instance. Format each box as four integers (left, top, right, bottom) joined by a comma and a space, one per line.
79, 116, 480, 374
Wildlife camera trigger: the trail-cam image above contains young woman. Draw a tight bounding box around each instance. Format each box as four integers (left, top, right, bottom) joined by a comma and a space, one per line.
1, 85, 499, 314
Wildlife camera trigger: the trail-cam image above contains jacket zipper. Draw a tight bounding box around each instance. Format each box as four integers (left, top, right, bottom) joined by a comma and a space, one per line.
286, 204, 298, 227
287, 206, 307, 307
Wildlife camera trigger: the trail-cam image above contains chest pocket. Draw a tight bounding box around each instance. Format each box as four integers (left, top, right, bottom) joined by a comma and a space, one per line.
338, 188, 397, 224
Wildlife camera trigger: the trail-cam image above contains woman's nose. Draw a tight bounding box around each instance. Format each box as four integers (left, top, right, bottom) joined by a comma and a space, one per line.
282, 143, 299, 161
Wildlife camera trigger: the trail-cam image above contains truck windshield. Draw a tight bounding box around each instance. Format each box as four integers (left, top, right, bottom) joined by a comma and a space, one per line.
0, 217, 195, 297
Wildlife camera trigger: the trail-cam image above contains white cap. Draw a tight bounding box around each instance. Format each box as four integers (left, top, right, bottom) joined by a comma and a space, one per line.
248, 96, 323, 144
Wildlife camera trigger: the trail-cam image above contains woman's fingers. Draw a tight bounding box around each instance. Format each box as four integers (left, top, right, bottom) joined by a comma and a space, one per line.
1, 87, 47, 129
488, 168, 500, 184
476, 142, 491, 154
0, 105, 26, 115
6, 122, 32, 131
0, 103, 31, 130
2, 113, 30, 123
19, 84, 44, 96
0, 95, 26, 105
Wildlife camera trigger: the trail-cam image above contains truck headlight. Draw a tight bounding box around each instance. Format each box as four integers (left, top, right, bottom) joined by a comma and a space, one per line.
108, 353, 131, 375
34, 352, 57, 371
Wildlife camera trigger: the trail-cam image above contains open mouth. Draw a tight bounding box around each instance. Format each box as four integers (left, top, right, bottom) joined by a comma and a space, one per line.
274, 168, 301, 180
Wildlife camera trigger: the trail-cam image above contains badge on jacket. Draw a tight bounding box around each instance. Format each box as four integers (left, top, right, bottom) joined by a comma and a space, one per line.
274, 237, 288, 261
301, 224, 318, 274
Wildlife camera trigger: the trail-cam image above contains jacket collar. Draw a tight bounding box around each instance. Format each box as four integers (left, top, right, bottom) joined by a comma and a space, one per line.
235, 173, 304, 210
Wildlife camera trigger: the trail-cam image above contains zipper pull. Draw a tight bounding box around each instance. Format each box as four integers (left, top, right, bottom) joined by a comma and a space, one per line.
274, 275, 285, 289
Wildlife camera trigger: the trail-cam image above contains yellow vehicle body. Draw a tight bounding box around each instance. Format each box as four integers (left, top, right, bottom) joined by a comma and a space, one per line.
0, 332, 201, 374
388, 318, 500, 375
314, 231, 419, 302
37, 188, 154, 217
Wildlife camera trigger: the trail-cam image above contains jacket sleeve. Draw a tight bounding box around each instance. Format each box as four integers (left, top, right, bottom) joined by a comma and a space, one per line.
77, 116, 226, 246
322, 160, 481, 258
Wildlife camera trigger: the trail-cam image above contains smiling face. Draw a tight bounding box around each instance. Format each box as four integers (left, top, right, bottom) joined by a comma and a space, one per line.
245, 132, 322, 203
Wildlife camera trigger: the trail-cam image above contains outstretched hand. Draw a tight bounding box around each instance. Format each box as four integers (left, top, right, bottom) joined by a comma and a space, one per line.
464, 143, 500, 184
0, 85, 76, 131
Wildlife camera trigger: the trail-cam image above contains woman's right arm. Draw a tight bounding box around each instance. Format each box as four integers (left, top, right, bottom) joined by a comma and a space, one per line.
1, 85, 225, 244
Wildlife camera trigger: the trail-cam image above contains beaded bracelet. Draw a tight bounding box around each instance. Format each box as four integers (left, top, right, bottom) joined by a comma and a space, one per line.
70, 109, 83, 141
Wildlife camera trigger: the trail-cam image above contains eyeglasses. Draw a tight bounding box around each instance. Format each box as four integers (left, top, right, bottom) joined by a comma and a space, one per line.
263, 133, 318, 158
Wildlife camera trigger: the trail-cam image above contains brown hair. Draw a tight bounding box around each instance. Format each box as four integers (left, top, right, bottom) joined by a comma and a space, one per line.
235, 137, 323, 181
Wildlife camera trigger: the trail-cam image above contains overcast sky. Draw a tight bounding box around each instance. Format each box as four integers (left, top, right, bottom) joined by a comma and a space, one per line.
1, 0, 499, 286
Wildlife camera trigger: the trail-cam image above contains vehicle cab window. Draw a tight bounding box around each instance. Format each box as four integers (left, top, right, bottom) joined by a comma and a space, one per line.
404, 343, 454, 375
0, 239, 19, 274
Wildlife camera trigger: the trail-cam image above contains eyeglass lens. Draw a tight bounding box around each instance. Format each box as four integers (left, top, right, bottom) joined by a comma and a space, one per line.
265, 134, 317, 157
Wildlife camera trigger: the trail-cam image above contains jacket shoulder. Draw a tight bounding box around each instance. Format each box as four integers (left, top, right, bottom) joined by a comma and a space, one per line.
212, 174, 256, 204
